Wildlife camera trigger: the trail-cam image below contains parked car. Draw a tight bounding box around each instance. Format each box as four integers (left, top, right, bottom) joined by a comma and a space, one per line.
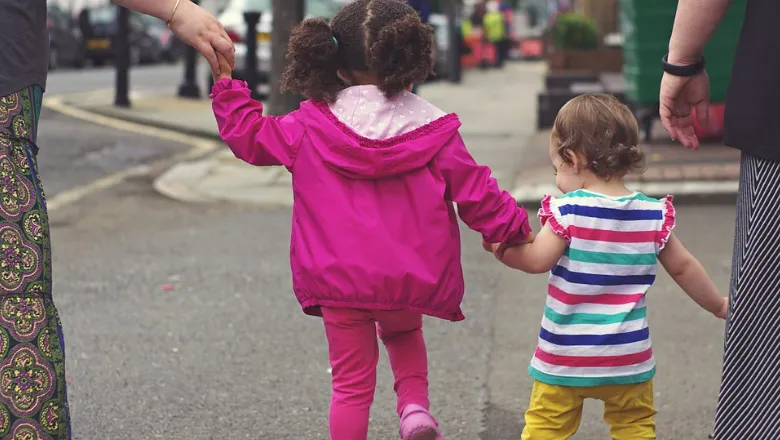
47, 5, 85, 69
207, 0, 341, 96
80, 5, 164, 66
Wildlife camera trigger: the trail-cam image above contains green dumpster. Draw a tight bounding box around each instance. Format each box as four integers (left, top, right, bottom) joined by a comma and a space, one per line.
620, 0, 746, 106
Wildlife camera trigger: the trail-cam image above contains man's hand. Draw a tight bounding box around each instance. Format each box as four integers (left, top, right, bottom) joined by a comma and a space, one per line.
659, 70, 711, 149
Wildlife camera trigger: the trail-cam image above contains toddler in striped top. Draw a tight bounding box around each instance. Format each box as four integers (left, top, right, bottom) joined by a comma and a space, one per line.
490, 93, 728, 440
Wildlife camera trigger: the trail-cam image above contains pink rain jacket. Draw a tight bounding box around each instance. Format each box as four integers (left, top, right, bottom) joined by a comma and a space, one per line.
211, 79, 531, 321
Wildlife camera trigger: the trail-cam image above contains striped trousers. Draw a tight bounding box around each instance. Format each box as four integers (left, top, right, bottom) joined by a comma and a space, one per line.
713, 152, 780, 439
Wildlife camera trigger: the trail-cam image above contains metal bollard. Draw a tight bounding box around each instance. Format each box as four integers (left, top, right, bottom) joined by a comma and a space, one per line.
177, 0, 202, 98
115, 6, 131, 107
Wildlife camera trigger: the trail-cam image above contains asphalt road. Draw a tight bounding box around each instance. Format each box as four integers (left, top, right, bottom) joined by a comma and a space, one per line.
38, 118, 734, 439
36, 109, 189, 198
46, 63, 196, 97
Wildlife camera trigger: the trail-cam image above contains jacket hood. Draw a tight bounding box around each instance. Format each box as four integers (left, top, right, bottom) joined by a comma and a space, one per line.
298, 87, 462, 179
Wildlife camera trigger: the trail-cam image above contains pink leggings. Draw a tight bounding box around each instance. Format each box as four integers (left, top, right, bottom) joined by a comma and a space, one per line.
321, 307, 430, 440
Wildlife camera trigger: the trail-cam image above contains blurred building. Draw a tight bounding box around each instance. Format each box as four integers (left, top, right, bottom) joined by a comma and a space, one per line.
572, 0, 618, 35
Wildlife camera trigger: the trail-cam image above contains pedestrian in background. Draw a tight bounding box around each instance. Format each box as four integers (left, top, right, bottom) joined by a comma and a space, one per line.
0, 0, 233, 437
208, 1, 533, 438
483, 1, 507, 68
659, 0, 780, 438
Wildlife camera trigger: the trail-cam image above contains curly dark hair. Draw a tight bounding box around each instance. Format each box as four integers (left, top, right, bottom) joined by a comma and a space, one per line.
280, 0, 435, 101
552, 93, 646, 179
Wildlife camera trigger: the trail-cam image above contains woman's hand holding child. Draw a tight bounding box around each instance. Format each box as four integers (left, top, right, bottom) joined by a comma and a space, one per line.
212, 53, 233, 84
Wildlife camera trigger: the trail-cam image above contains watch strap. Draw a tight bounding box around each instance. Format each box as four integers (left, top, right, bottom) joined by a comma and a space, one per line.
662, 54, 706, 77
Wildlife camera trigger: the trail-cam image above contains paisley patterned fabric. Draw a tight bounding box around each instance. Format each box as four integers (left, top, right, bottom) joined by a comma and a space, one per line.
0, 86, 70, 439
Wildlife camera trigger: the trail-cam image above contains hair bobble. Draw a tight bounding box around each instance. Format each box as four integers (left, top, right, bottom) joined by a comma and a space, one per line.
332, 36, 339, 47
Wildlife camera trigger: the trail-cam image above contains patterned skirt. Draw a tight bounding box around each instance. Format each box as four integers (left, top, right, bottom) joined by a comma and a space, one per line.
0, 87, 70, 439
713, 153, 780, 439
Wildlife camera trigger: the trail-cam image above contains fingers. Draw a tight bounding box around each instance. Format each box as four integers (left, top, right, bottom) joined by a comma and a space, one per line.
659, 106, 679, 141
198, 40, 220, 75
694, 100, 710, 128
660, 102, 700, 149
211, 29, 236, 69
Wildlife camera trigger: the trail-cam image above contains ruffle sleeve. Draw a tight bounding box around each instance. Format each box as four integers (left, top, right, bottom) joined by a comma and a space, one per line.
538, 194, 570, 243
656, 195, 676, 252
209, 78, 249, 98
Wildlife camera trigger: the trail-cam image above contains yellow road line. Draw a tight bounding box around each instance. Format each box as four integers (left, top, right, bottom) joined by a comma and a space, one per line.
42, 95, 221, 212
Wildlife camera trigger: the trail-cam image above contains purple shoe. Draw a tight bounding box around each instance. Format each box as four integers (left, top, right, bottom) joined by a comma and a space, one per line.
399, 405, 443, 440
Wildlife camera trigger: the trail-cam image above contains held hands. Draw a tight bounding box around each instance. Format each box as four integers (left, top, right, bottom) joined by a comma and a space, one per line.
168, 0, 236, 76
482, 233, 536, 261
212, 53, 233, 83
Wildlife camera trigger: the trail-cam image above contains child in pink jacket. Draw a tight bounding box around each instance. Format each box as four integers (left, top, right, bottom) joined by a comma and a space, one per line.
209, 1, 531, 438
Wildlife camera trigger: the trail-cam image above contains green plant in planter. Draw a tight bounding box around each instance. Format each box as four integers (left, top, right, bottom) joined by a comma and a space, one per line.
553, 13, 599, 50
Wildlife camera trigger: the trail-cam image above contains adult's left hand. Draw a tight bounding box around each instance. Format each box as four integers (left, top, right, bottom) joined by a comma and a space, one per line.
168, 0, 235, 75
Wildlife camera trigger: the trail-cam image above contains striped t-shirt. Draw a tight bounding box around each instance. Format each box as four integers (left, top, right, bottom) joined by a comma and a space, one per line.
529, 189, 675, 387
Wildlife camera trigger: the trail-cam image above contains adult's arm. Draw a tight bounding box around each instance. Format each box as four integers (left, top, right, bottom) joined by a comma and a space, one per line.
667, 0, 734, 65
112, 0, 234, 74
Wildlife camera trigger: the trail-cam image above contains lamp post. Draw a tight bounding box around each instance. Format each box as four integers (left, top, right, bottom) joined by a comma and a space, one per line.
244, 10, 263, 100
268, 0, 304, 115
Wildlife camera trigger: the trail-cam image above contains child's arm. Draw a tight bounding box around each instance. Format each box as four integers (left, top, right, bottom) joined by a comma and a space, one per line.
658, 233, 728, 318
209, 54, 305, 168
436, 134, 532, 245
494, 223, 567, 273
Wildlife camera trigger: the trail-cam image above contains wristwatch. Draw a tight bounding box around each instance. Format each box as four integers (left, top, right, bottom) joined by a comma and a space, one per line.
662, 54, 706, 77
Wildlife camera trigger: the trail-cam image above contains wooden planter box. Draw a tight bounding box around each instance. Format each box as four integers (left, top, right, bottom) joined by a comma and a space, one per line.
547, 48, 623, 73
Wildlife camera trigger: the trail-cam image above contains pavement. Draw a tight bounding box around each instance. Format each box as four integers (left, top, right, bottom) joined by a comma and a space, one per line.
39, 63, 733, 438
56, 60, 742, 208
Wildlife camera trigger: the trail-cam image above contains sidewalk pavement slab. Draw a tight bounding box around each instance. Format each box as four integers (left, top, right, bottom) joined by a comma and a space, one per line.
69, 92, 221, 141
511, 125, 740, 205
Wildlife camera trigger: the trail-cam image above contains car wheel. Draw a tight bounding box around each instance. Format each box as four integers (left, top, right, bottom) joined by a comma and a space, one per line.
48, 46, 59, 70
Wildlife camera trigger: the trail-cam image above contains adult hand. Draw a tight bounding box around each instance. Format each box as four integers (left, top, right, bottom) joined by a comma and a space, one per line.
168, 0, 235, 75
659, 71, 710, 149
212, 53, 233, 83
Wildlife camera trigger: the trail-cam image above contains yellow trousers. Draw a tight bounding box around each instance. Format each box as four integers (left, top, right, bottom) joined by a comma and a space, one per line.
521, 380, 657, 439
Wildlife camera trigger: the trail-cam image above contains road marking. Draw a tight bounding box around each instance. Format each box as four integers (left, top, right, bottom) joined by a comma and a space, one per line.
42, 95, 221, 212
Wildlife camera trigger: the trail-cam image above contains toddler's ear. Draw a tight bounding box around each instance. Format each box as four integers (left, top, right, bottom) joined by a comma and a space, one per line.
566, 150, 588, 174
